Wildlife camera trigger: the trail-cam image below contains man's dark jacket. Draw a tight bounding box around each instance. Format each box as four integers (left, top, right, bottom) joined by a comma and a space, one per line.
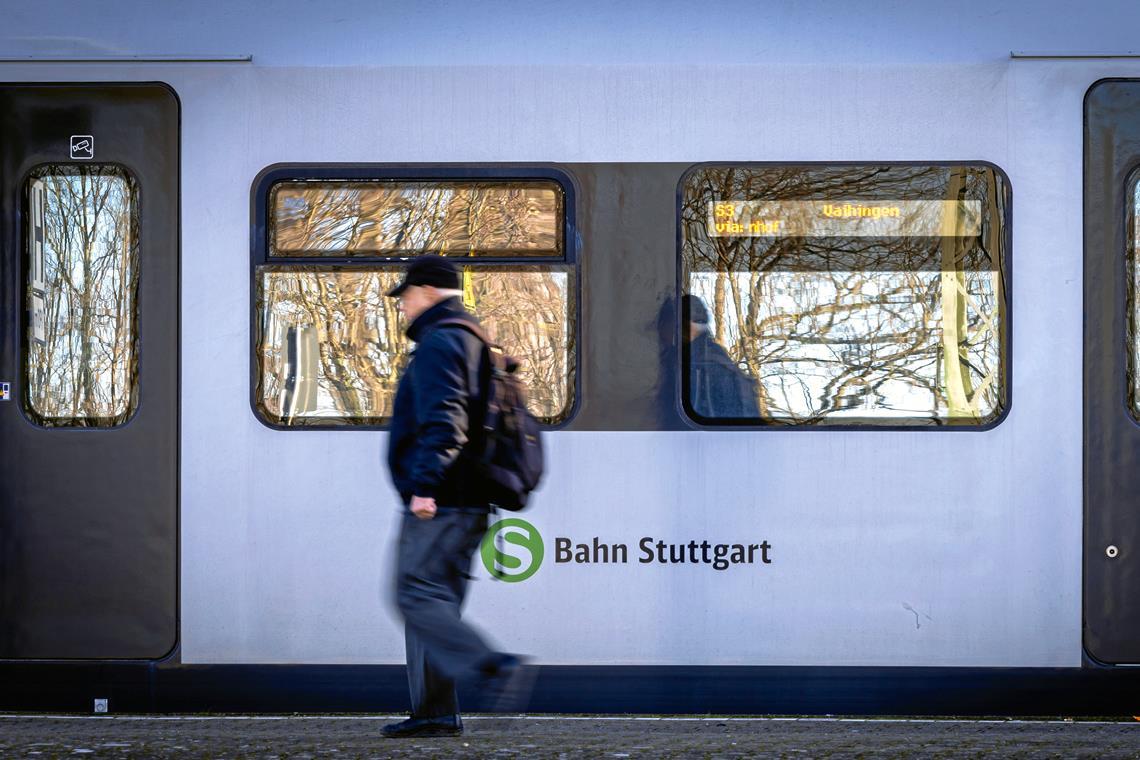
387, 297, 490, 508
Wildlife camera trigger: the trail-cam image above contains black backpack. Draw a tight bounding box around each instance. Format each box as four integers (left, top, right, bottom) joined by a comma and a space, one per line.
437, 319, 544, 511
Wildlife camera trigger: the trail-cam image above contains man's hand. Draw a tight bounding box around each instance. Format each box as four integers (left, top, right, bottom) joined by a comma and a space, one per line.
411, 495, 437, 520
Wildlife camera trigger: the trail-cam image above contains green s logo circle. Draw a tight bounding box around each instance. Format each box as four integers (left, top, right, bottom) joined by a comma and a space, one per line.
481, 518, 544, 583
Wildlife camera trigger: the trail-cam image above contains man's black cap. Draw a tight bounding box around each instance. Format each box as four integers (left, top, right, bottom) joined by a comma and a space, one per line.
386, 254, 461, 297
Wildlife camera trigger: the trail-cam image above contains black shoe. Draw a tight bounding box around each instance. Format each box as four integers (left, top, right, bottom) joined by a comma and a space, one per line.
381, 714, 463, 738
480, 653, 538, 713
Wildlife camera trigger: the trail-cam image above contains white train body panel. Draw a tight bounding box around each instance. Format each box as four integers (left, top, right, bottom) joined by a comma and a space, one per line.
4, 0, 1138, 670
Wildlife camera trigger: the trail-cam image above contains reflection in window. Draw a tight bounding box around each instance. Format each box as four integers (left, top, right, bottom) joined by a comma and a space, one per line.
255, 267, 575, 425
1129, 181, 1140, 419
270, 181, 563, 257
681, 165, 1009, 426
25, 166, 138, 427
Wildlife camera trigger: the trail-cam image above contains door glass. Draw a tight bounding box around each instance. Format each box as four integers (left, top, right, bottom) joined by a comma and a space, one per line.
1129, 178, 1140, 419
25, 166, 139, 427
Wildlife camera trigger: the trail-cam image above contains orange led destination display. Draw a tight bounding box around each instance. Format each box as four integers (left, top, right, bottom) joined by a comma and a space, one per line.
708, 200, 982, 237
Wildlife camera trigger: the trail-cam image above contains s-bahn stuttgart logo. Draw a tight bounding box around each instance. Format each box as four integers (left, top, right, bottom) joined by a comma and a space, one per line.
481, 518, 544, 583
482, 517, 774, 583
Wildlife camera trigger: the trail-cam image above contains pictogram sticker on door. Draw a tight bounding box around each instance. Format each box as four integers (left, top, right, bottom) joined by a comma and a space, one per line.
70, 135, 94, 159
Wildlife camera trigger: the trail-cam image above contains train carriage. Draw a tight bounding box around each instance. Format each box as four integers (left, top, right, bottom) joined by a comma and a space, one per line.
2, 1, 1140, 714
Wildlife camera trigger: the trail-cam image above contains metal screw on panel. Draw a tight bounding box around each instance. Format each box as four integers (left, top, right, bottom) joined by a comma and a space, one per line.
1106, 545, 1119, 559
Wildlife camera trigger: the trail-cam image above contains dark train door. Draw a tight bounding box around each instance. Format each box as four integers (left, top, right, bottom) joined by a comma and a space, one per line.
0, 84, 179, 658
1085, 79, 1140, 664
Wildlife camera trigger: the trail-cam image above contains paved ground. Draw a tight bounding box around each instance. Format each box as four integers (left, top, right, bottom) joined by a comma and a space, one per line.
0, 715, 1138, 759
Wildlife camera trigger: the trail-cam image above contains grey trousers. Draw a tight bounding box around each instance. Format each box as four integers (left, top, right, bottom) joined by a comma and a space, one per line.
394, 508, 495, 718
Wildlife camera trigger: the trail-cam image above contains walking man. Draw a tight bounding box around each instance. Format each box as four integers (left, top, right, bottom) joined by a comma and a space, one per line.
383, 255, 524, 739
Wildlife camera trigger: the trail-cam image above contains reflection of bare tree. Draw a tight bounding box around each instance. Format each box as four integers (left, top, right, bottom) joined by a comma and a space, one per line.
470, 270, 573, 419
682, 166, 1007, 425
256, 267, 574, 425
272, 182, 562, 257
27, 168, 137, 426
1130, 182, 1140, 416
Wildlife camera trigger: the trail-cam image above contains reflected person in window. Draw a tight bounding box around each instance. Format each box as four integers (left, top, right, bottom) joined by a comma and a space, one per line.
684, 295, 761, 420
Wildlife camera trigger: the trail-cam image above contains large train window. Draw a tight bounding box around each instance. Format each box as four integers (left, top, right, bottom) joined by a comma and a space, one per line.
24, 165, 140, 427
679, 164, 1010, 427
252, 170, 577, 428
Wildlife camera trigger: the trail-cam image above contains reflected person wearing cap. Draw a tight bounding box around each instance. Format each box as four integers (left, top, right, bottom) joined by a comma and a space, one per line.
383, 255, 526, 738
684, 295, 762, 420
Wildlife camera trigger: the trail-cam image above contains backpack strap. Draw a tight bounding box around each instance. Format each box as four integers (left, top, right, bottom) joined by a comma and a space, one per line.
436, 318, 522, 372
434, 317, 495, 349
433, 318, 504, 436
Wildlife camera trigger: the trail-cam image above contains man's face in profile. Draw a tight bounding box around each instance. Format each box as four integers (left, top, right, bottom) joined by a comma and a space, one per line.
397, 285, 434, 323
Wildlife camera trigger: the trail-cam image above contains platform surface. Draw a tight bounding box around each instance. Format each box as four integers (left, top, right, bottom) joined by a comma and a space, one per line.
2, 715, 1139, 758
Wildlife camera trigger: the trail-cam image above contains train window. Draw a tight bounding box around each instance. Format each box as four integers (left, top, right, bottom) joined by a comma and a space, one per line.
253, 170, 579, 429
254, 266, 575, 426
24, 165, 139, 427
269, 180, 563, 258
680, 164, 1009, 427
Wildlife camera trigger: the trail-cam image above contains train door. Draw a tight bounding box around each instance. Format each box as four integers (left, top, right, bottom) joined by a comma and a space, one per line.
1085, 79, 1140, 664
0, 84, 179, 658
